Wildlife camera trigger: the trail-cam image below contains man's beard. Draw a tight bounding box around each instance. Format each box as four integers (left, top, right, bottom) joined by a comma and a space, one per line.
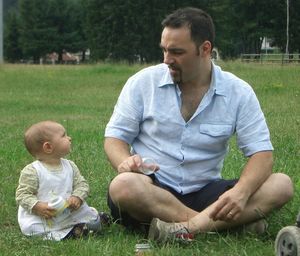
169, 65, 182, 83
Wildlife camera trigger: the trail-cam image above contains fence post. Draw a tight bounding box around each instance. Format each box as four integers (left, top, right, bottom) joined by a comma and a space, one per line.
260, 54, 262, 64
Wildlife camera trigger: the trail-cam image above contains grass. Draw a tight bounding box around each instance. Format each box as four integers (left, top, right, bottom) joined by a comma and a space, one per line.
0, 61, 299, 255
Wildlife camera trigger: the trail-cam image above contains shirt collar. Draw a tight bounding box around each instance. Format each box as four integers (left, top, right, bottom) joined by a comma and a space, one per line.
157, 62, 227, 98
211, 62, 227, 97
158, 64, 176, 88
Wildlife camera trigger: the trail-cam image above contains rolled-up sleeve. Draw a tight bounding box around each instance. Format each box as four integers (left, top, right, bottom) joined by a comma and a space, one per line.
236, 87, 273, 156
105, 76, 143, 144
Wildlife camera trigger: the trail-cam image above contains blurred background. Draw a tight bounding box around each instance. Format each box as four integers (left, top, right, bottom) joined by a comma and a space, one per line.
1, 0, 300, 64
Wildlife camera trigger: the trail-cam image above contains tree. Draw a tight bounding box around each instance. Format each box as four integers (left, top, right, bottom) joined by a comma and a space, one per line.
209, 0, 234, 58
7, 0, 299, 63
19, 0, 56, 62
4, 9, 22, 62
19, 0, 87, 63
71, 0, 88, 62
85, 0, 205, 62
210, 0, 275, 58
86, 0, 144, 62
289, 0, 300, 54
3, 0, 18, 12
270, 0, 300, 54
48, 0, 86, 62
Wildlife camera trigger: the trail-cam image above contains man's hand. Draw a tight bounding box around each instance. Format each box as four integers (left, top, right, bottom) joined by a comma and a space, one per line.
67, 196, 82, 211
209, 151, 273, 222
117, 154, 143, 173
209, 186, 249, 222
117, 154, 159, 174
32, 201, 56, 219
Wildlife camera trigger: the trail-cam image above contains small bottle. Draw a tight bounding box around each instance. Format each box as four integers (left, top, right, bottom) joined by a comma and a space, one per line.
48, 196, 70, 223
139, 158, 157, 175
134, 243, 152, 255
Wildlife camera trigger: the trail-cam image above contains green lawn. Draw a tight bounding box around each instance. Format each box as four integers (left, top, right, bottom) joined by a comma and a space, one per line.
0, 62, 299, 255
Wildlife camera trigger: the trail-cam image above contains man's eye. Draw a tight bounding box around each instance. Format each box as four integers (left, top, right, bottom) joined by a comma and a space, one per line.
173, 51, 183, 55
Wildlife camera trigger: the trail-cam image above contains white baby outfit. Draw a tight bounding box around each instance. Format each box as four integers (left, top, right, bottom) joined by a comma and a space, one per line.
18, 159, 98, 240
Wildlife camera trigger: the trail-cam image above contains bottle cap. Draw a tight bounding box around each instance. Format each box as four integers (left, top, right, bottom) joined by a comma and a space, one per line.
49, 196, 65, 210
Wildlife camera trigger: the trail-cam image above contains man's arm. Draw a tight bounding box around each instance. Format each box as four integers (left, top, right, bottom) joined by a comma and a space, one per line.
234, 150, 273, 201
209, 150, 273, 221
104, 137, 143, 173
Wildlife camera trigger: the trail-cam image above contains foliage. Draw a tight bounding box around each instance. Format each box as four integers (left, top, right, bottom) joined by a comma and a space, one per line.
3, 9, 23, 62
71, 0, 88, 62
3, 0, 18, 12
17, 0, 87, 63
3, 0, 300, 62
85, 0, 219, 62
18, 0, 54, 62
85, 0, 168, 62
270, 0, 300, 53
210, 0, 278, 58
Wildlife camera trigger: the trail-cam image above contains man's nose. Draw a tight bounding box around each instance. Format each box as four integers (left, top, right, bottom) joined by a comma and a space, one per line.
163, 52, 174, 65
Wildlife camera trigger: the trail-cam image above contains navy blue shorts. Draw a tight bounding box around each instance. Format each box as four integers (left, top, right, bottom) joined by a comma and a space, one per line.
107, 175, 238, 231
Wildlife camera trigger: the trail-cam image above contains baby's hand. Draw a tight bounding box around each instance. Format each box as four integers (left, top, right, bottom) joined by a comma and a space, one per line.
67, 196, 82, 211
32, 201, 56, 219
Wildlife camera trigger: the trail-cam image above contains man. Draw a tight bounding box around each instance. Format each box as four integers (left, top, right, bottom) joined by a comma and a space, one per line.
104, 7, 293, 242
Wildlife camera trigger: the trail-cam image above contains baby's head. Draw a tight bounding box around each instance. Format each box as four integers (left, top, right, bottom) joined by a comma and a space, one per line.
24, 121, 71, 159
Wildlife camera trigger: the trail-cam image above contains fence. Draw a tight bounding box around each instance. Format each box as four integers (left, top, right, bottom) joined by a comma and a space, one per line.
240, 53, 300, 64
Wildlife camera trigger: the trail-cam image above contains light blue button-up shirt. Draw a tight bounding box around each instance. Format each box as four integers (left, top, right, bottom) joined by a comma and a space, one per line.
105, 63, 273, 194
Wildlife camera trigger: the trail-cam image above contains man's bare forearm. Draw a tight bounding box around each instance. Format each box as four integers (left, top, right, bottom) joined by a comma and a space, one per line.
235, 151, 273, 199
104, 137, 131, 170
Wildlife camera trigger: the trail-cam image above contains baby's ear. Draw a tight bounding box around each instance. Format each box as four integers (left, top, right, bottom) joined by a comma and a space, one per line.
42, 142, 53, 154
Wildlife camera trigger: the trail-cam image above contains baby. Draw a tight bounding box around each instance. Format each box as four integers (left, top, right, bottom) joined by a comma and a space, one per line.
16, 120, 109, 240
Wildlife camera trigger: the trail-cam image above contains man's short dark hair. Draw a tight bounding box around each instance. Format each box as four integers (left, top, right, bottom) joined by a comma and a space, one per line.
162, 7, 215, 50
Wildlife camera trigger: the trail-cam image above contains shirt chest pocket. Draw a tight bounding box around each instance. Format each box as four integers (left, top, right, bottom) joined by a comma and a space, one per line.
199, 124, 233, 137
196, 124, 233, 151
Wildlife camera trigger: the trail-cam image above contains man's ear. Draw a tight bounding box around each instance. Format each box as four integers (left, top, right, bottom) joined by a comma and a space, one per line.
199, 40, 212, 57
42, 142, 53, 154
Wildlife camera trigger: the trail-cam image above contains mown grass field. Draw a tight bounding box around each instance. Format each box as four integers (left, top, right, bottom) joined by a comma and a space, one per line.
0, 62, 299, 255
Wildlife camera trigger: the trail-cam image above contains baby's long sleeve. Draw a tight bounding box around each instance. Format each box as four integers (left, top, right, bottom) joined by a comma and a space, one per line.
69, 160, 90, 201
15, 164, 39, 213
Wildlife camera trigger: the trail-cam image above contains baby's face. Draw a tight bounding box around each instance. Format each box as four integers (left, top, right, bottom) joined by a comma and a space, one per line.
49, 123, 72, 158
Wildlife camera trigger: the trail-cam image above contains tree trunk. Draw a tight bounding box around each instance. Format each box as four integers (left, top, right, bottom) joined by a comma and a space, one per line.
81, 50, 86, 63
58, 51, 63, 63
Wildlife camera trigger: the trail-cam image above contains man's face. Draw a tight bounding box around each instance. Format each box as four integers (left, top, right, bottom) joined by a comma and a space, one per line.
160, 26, 202, 84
